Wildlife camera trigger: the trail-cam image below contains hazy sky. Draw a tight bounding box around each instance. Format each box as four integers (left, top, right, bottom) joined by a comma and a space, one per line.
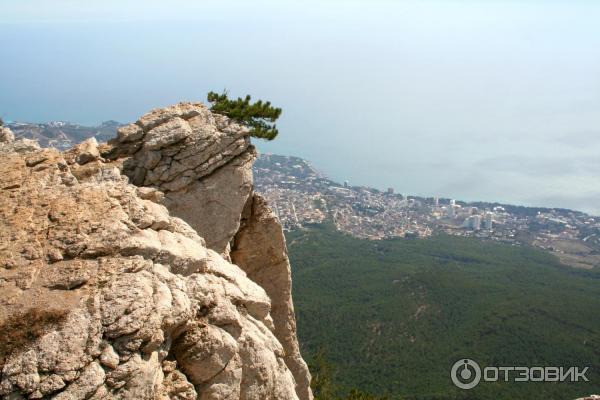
1, 1, 600, 214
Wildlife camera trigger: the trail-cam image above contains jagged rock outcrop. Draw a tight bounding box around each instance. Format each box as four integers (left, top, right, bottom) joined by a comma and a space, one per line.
0, 127, 15, 144
0, 103, 312, 399
106, 103, 254, 257
0, 126, 41, 154
231, 195, 312, 400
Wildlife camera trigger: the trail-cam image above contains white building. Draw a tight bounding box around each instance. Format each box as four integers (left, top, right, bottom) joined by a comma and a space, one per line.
463, 215, 482, 230
484, 212, 493, 230
448, 204, 461, 219
447, 205, 455, 218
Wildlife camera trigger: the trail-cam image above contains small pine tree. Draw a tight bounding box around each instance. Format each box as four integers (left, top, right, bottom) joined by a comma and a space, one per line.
310, 349, 339, 400
207, 91, 282, 140
345, 389, 390, 400
0, 117, 4, 127
309, 349, 392, 400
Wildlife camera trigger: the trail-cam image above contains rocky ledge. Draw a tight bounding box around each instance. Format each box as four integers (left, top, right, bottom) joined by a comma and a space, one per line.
0, 103, 312, 400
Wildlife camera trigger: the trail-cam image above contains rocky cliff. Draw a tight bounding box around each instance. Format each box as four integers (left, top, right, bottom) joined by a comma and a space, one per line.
0, 104, 312, 400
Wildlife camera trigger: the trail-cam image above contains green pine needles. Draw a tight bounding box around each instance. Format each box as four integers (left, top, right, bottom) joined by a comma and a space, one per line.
207, 91, 282, 140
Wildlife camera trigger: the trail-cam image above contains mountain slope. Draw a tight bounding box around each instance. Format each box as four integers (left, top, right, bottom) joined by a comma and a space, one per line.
287, 223, 600, 399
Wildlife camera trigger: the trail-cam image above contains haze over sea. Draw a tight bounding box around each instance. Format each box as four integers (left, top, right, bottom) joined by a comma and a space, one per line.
1, 1, 600, 214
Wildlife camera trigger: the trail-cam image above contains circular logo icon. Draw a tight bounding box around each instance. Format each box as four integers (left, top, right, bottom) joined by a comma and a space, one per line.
451, 359, 481, 390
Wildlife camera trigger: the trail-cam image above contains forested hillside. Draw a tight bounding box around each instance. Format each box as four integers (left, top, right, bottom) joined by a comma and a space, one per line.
287, 223, 600, 399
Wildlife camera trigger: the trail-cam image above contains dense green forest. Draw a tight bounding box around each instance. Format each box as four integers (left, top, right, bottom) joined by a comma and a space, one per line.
287, 223, 600, 400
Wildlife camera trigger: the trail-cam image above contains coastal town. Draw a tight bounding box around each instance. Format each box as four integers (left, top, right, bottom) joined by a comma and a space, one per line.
254, 154, 600, 269
6, 119, 600, 270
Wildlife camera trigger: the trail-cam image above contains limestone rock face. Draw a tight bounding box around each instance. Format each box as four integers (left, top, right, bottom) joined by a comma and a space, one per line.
0, 103, 312, 400
106, 103, 254, 256
71, 137, 101, 165
0, 126, 15, 143
231, 195, 312, 400
0, 128, 41, 155
163, 149, 255, 256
